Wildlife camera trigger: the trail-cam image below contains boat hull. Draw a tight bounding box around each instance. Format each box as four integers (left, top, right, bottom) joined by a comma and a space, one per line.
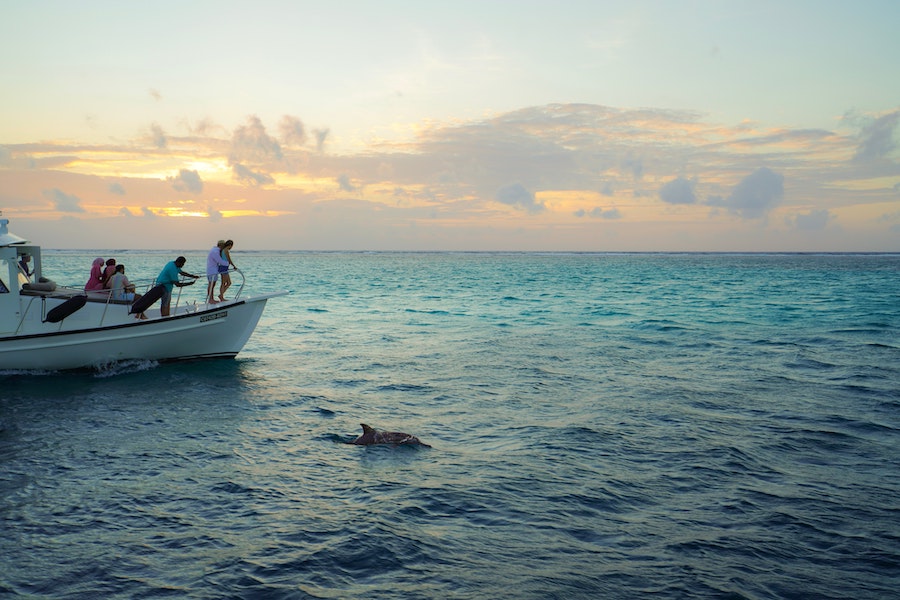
0, 295, 276, 371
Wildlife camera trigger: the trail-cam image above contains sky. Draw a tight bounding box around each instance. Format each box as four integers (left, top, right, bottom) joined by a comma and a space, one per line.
1, 0, 899, 251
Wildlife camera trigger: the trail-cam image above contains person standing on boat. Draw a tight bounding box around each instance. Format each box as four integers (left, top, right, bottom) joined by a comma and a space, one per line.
85, 257, 106, 291
155, 256, 199, 317
218, 239, 237, 301
206, 240, 228, 304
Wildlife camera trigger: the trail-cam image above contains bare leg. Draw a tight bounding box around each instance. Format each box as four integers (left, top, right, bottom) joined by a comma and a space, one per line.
206, 278, 219, 303
132, 293, 147, 319
219, 273, 231, 300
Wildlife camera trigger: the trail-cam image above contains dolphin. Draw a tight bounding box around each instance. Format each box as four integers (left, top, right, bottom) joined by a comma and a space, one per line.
352, 423, 431, 447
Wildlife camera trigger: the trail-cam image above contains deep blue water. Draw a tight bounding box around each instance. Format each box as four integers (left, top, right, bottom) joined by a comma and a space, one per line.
2, 252, 899, 599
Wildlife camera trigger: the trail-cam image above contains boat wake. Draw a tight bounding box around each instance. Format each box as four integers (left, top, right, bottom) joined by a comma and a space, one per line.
92, 358, 160, 378
0, 368, 54, 377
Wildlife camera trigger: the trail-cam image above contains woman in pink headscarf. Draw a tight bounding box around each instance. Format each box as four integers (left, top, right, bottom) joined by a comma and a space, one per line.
85, 257, 105, 291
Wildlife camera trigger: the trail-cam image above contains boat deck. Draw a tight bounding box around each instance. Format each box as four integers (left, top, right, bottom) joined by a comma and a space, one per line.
19, 286, 134, 305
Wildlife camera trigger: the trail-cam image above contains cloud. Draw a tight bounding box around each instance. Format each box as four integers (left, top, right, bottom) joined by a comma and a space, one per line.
230, 115, 282, 165
279, 115, 306, 147
119, 206, 134, 217
659, 177, 697, 205
232, 163, 275, 186
141, 207, 158, 218
877, 210, 900, 225
601, 208, 622, 219
853, 109, 899, 162
43, 188, 85, 212
409, 108, 582, 196
406, 104, 746, 204
314, 128, 330, 153
207, 205, 222, 221
149, 88, 162, 102
188, 117, 221, 137
792, 209, 832, 231
622, 156, 644, 180
337, 174, 357, 192
496, 183, 544, 213
150, 123, 167, 149
708, 167, 784, 219
169, 169, 204, 194
7, 102, 900, 250
575, 207, 622, 219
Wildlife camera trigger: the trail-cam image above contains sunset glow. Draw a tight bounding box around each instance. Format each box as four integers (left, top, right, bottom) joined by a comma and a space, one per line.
1, 1, 898, 251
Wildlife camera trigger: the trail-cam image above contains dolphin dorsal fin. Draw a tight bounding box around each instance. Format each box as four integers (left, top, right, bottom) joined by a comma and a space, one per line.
361, 423, 374, 434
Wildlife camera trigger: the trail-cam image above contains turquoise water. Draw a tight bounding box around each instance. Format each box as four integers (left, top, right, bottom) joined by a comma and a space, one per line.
2, 252, 899, 598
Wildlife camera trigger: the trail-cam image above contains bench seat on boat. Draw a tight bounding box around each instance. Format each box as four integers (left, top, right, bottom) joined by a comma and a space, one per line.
19, 287, 133, 305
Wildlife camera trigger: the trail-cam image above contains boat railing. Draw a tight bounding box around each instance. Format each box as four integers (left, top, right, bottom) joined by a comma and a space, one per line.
233, 268, 246, 299
169, 267, 246, 309
16, 267, 248, 331
103, 267, 246, 311
124, 267, 246, 316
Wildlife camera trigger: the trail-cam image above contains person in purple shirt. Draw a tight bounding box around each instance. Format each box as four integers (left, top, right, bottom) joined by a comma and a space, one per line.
206, 241, 229, 303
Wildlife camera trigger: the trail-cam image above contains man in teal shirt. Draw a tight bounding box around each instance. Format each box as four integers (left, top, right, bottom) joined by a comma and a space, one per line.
155, 256, 199, 316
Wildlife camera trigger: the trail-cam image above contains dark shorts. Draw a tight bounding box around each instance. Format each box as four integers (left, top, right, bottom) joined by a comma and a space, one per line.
161, 287, 172, 310
218, 264, 228, 274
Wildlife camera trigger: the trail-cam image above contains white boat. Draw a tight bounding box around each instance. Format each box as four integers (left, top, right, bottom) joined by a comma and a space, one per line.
0, 215, 288, 371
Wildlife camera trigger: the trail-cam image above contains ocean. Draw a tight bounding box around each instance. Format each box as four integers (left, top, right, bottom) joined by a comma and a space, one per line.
2, 251, 899, 599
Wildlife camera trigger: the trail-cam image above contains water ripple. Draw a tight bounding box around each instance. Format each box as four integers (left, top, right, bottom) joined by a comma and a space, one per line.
2, 252, 899, 598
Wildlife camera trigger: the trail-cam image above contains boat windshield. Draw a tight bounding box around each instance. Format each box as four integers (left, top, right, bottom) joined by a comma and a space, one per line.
0, 259, 10, 293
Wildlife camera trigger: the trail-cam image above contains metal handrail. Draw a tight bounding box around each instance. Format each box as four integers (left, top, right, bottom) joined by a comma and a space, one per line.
171, 267, 245, 312
12, 267, 249, 331
233, 268, 246, 299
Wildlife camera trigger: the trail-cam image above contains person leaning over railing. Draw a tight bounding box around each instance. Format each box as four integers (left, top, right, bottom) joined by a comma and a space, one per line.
218, 239, 238, 301
154, 256, 199, 317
